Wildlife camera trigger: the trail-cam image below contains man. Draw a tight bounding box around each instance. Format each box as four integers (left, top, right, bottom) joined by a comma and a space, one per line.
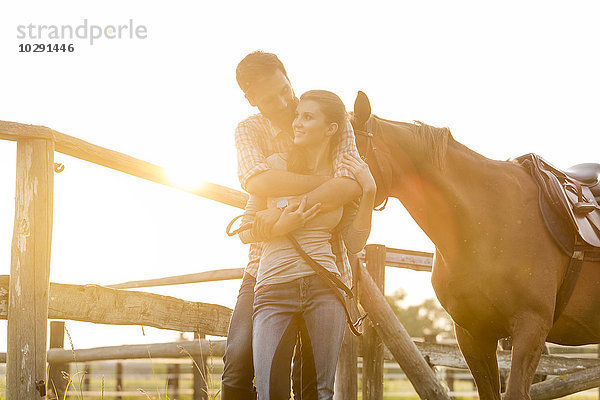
222, 51, 363, 399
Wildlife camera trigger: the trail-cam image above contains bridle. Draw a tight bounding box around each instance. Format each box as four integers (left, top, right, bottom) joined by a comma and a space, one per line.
353, 116, 390, 211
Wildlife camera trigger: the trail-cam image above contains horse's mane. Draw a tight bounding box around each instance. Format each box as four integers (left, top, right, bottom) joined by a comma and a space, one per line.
374, 117, 453, 170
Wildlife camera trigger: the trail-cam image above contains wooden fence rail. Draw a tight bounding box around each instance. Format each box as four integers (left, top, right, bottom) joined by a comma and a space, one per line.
105, 248, 434, 290
0, 120, 249, 209
0, 275, 232, 336
2, 339, 597, 377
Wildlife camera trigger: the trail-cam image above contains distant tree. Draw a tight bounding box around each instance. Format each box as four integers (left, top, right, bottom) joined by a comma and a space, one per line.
385, 289, 455, 340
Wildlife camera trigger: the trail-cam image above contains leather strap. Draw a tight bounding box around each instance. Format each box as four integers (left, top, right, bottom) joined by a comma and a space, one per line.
355, 117, 390, 211
225, 214, 367, 336
553, 237, 586, 322
286, 235, 354, 298
286, 234, 367, 336
225, 214, 246, 237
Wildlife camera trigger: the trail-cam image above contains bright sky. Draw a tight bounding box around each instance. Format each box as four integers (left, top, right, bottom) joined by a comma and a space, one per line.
1, 1, 599, 352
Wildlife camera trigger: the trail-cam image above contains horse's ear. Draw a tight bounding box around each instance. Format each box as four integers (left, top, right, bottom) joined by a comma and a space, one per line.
353, 91, 371, 127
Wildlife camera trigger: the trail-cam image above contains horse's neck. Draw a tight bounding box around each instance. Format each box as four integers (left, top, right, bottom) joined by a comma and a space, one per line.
388, 136, 500, 260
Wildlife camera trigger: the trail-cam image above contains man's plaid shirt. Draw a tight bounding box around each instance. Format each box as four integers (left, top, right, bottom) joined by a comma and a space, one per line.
235, 113, 360, 289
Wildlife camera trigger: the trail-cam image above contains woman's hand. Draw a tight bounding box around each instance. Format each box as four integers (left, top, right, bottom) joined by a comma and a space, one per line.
271, 197, 320, 237
342, 153, 376, 194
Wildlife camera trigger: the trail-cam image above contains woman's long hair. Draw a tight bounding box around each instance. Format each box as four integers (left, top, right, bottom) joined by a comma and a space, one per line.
287, 90, 347, 174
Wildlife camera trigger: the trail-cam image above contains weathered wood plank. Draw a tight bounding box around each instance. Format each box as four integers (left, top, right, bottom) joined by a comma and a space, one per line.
363, 244, 386, 400
0, 338, 596, 379
530, 365, 600, 399
377, 341, 600, 376
0, 120, 249, 209
53, 130, 249, 209
107, 268, 244, 289
0, 340, 224, 364
7, 137, 54, 399
0, 120, 55, 141
383, 247, 433, 272
104, 246, 435, 290
47, 340, 226, 363
358, 262, 451, 400
0, 276, 232, 336
357, 247, 433, 272
336, 326, 359, 400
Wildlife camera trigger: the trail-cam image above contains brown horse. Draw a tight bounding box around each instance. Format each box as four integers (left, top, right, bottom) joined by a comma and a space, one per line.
351, 91, 600, 400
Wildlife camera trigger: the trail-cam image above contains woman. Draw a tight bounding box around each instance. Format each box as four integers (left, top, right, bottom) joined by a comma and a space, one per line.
238, 90, 376, 399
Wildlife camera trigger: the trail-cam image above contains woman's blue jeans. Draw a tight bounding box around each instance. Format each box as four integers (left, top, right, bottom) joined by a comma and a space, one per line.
252, 275, 346, 400
222, 273, 321, 399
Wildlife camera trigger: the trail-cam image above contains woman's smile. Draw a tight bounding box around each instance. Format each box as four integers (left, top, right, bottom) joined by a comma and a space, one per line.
292, 100, 330, 148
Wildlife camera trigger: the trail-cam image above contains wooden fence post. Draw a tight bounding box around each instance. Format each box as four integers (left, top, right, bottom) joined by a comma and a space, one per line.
167, 363, 180, 397
335, 254, 359, 400
116, 362, 123, 400
83, 364, 91, 392
363, 245, 386, 400
358, 261, 451, 400
446, 368, 455, 398
193, 332, 208, 400
48, 321, 68, 399
7, 135, 54, 399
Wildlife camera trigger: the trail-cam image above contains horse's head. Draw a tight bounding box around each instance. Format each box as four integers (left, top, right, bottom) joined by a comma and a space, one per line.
351, 91, 393, 209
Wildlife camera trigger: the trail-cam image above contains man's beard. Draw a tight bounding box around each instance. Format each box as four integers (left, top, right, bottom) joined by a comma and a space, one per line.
263, 98, 298, 132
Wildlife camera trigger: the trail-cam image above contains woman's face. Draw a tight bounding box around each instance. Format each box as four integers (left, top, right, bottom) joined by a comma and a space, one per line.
292, 99, 336, 148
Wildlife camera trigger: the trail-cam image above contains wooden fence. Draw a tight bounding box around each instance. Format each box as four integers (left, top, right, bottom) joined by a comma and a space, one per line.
1, 120, 599, 400
4, 342, 595, 398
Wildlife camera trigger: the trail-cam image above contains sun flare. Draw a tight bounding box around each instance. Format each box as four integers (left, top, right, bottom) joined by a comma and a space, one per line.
165, 163, 207, 192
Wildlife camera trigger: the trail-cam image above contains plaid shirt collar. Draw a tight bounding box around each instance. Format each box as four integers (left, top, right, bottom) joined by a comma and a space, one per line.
263, 114, 293, 139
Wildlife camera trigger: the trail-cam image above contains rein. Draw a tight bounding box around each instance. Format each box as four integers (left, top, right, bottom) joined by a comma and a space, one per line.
354, 117, 390, 211
226, 216, 368, 336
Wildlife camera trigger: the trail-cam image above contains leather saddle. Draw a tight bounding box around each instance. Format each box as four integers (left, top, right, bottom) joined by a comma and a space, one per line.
514, 154, 600, 321
564, 163, 600, 201
515, 154, 600, 250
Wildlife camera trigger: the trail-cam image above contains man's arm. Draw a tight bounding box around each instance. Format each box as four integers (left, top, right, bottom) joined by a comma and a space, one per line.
238, 194, 267, 244
249, 119, 364, 207
245, 169, 329, 198
236, 118, 330, 196
247, 169, 361, 211
301, 177, 362, 211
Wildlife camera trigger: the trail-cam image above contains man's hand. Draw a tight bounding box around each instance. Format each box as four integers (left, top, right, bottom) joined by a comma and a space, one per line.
251, 208, 282, 241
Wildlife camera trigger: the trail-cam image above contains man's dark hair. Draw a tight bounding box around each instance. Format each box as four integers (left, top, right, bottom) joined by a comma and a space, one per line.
236, 51, 289, 95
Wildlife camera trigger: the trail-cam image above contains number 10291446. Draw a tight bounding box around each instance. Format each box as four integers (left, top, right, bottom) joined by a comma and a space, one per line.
19, 43, 75, 53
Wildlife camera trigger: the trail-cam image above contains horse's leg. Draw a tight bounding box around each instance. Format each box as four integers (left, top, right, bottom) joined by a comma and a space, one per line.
455, 324, 501, 400
504, 314, 551, 400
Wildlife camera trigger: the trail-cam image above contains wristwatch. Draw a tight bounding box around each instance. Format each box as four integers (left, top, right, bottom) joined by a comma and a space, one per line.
276, 199, 289, 211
